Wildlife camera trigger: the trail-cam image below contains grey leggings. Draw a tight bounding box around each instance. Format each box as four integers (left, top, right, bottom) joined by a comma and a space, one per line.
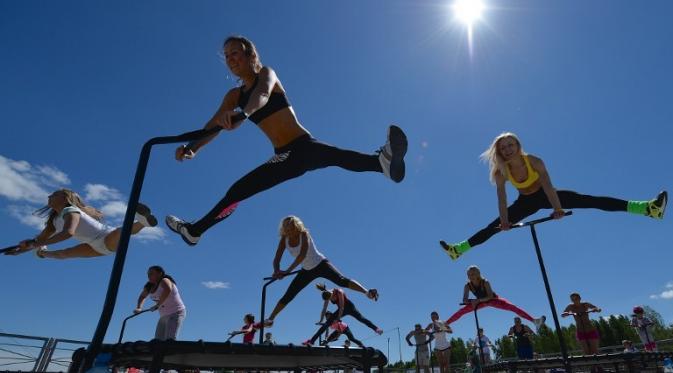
155, 310, 186, 340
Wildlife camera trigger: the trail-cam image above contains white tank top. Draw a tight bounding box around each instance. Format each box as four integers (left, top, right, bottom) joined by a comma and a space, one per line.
150, 280, 186, 317
432, 320, 451, 350
285, 232, 326, 271
52, 206, 113, 244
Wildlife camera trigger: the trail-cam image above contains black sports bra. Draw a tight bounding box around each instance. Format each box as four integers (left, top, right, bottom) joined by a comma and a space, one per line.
238, 74, 291, 125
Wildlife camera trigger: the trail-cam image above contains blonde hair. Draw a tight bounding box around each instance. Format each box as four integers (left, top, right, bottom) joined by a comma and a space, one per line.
35, 189, 104, 230
278, 215, 308, 237
479, 132, 525, 184
223, 35, 263, 74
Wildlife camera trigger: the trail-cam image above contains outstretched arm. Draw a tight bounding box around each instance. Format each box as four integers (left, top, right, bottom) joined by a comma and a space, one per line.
177, 88, 241, 161
494, 172, 510, 230
318, 299, 329, 323
272, 237, 286, 277
462, 283, 471, 304
35, 212, 80, 246
481, 280, 495, 302
15, 224, 56, 254
336, 290, 345, 320
135, 288, 150, 313
151, 278, 174, 310
241, 67, 278, 117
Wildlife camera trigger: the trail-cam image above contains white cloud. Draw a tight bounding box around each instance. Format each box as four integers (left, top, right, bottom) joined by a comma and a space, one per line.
202, 281, 231, 290
36, 165, 71, 186
84, 183, 122, 202
650, 282, 673, 300
649, 290, 673, 300
0, 155, 57, 203
7, 205, 46, 230
134, 226, 166, 242
100, 201, 129, 219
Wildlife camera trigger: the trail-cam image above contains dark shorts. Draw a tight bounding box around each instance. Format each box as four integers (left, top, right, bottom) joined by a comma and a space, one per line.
517, 345, 533, 359
576, 329, 600, 341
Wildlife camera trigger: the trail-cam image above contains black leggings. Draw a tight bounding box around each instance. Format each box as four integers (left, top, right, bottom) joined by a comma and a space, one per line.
326, 327, 365, 348
278, 260, 351, 305
191, 135, 381, 235
310, 299, 379, 344
468, 188, 627, 247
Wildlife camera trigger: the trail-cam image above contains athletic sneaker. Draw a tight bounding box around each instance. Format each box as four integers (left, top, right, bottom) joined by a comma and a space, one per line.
367, 289, 379, 301
646, 191, 667, 219
377, 125, 408, 183
302, 339, 313, 347
165, 215, 200, 246
533, 316, 546, 332
439, 241, 461, 261
263, 318, 274, 327
375, 328, 384, 335
135, 203, 158, 227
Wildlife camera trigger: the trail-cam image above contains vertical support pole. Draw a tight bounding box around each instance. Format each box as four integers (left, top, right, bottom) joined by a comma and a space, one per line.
472, 308, 486, 370
33, 338, 50, 372
259, 278, 274, 344
529, 224, 572, 373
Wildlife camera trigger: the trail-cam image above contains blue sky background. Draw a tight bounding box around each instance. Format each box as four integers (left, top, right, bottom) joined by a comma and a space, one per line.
1, 0, 671, 363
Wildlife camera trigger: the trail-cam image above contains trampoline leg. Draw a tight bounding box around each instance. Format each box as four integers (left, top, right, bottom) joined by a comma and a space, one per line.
149, 350, 165, 373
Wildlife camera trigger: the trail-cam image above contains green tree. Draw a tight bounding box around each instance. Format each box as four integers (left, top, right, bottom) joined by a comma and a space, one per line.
597, 318, 616, 347
494, 336, 516, 359
450, 337, 468, 365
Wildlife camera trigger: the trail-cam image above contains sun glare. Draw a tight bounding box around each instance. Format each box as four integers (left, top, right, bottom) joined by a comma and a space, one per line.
452, 0, 485, 26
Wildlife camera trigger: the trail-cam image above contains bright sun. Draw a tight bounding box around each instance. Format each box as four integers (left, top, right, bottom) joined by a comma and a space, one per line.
452, 0, 485, 26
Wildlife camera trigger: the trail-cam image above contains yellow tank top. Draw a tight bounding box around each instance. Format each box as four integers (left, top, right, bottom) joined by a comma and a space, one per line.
506, 155, 540, 189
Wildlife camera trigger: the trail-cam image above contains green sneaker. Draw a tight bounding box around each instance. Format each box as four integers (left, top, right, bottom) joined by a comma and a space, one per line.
646, 191, 667, 219
439, 240, 461, 261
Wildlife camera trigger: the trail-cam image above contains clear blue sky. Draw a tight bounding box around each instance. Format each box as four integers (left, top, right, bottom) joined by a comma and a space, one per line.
1, 0, 672, 363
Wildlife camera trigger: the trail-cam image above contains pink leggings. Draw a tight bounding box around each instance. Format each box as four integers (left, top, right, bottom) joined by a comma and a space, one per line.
446, 297, 535, 324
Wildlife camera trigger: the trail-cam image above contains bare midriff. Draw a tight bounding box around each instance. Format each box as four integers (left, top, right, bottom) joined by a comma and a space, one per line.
257, 107, 310, 149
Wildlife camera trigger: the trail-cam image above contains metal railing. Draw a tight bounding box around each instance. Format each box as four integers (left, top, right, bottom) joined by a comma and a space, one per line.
0, 332, 88, 372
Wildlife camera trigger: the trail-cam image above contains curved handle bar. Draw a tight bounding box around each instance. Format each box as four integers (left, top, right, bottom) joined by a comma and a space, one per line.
145, 112, 247, 147
509, 211, 573, 229
564, 309, 600, 317
263, 269, 301, 281
1, 245, 20, 255
117, 309, 152, 344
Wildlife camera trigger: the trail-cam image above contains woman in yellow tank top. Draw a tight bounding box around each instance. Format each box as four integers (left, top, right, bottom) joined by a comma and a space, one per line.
439, 132, 667, 261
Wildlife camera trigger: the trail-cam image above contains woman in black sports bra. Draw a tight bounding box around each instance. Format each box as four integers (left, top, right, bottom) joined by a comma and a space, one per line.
166, 35, 408, 246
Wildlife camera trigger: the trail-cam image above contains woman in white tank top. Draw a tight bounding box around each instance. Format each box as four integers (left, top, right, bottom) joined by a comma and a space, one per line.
425, 311, 452, 373
8, 189, 157, 259
264, 215, 378, 327
135, 266, 186, 341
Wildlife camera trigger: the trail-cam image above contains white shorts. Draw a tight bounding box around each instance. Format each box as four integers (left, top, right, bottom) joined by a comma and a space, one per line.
86, 230, 115, 255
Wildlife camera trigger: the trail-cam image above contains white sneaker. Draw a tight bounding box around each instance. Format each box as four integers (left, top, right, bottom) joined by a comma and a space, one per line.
135, 203, 158, 227
533, 316, 546, 332
377, 125, 408, 183
165, 215, 200, 246
264, 318, 274, 327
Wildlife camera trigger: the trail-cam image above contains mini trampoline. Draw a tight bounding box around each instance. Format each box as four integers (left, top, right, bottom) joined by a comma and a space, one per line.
69, 340, 387, 373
